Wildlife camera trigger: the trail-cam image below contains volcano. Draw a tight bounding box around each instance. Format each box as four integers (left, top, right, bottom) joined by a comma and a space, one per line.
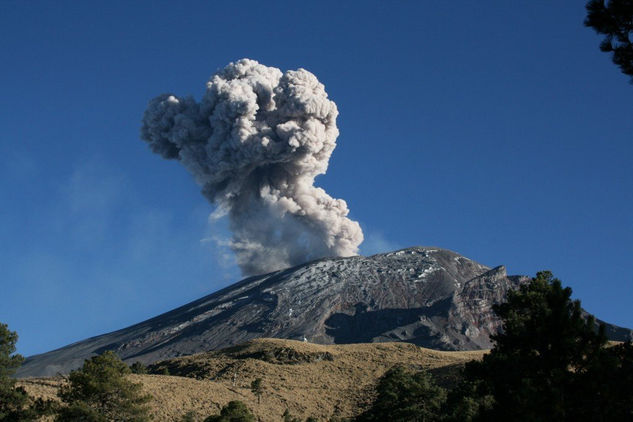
17, 247, 633, 377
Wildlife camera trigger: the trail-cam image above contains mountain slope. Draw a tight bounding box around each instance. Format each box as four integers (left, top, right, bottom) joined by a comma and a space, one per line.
19, 338, 486, 421
17, 247, 633, 377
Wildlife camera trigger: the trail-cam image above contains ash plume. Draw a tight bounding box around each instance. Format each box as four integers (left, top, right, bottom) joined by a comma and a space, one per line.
141, 59, 363, 275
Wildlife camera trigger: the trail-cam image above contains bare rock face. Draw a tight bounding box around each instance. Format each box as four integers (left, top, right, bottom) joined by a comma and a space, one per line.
16, 247, 633, 377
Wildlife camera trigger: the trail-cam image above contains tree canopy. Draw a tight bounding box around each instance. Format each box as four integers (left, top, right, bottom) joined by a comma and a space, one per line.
203, 401, 255, 422
56, 351, 152, 422
585, 0, 633, 81
250, 378, 263, 405
446, 271, 633, 421
0, 323, 44, 421
356, 366, 445, 422
355, 272, 633, 420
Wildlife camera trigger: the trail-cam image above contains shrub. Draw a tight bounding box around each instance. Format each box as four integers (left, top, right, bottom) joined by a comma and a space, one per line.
356, 366, 445, 421
203, 400, 255, 422
129, 361, 148, 374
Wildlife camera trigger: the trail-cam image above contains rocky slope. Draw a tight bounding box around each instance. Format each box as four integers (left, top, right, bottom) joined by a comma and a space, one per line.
17, 247, 633, 377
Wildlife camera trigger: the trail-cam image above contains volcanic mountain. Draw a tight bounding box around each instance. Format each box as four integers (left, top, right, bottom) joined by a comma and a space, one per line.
17, 247, 633, 377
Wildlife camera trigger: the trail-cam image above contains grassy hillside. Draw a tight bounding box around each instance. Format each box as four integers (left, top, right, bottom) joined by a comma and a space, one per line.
18, 338, 485, 421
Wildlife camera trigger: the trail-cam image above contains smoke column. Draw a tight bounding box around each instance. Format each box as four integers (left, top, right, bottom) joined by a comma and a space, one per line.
141, 59, 363, 275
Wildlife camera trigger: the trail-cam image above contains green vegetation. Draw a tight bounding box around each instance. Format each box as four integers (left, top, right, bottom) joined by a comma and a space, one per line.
282, 409, 300, 422
446, 271, 633, 420
250, 377, 263, 404
56, 351, 152, 421
203, 401, 255, 422
283, 409, 321, 422
129, 361, 148, 374
0, 322, 28, 421
358, 271, 633, 421
585, 0, 633, 81
357, 366, 445, 421
0, 322, 51, 421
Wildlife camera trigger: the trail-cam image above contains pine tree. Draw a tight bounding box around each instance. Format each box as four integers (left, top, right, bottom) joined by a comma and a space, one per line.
56, 351, 152, 421
446, 271, 633, 421
585, 0, 633, 81
567, 341, 633, 420
0, 322, 43, 422
356, 366, 446, 422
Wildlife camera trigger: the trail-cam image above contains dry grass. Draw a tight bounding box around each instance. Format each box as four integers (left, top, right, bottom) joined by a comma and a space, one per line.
18, 338, 485, 421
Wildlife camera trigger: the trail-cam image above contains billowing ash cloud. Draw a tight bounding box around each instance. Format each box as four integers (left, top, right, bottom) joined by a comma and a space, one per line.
141, 59, 363, 275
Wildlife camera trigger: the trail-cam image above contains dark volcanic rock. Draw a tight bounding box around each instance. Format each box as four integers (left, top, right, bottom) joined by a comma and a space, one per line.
17, 247, 633, 377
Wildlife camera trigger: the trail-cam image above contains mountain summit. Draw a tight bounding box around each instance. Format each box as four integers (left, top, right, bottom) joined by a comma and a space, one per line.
17, 247, 633, 377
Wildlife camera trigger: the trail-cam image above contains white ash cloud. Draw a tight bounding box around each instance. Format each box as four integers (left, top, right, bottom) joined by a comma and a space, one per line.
141, 59, 363, 275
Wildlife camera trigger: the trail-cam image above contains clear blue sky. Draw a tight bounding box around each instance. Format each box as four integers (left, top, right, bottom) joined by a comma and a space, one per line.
1, 1, 631, 357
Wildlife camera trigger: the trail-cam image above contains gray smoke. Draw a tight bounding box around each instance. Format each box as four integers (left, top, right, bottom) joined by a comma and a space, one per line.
141, 59, 364, 275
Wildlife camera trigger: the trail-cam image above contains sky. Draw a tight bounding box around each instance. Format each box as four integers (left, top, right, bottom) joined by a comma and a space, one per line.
1, 1, 631, 357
